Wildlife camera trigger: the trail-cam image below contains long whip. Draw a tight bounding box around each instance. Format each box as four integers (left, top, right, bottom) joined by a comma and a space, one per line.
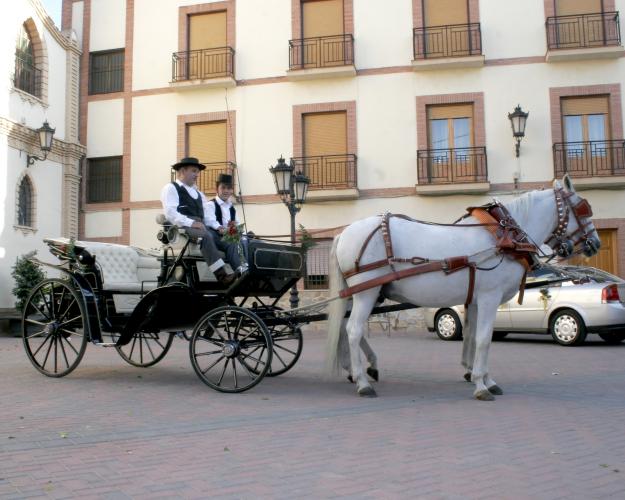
224, 87, 248, 231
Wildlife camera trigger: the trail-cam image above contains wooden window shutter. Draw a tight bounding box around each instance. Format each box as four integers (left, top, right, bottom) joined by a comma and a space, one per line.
303, 112, 347, 156
427, 104, 473, 120
556, 0, 602, 16
303, 0, 344, 38
189, 11, 227, 51
424, 0, 468, 26
187, 122, 227, 164
561, 96, 609, 115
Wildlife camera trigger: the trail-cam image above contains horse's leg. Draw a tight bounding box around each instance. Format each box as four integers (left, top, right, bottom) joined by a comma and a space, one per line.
338, 319, 353, 381
471, 295, 501, 401
360, 337, 379, 381
461, 303, 477, 382
346, 288, 380, 397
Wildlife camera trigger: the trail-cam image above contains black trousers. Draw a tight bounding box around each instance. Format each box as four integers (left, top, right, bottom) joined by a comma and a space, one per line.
184, 227, 242, 270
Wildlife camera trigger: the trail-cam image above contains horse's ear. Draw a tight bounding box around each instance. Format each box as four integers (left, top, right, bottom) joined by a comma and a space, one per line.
562, 174, 575, 193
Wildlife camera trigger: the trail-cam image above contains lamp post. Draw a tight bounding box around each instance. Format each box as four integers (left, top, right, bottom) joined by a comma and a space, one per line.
269, 156, 310, 309
508, 105, 529, 157
27, 121, 55, 166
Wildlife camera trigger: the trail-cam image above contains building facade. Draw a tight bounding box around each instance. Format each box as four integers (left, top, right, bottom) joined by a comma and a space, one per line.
1, 0, 84, 308
66, 0, 625, 294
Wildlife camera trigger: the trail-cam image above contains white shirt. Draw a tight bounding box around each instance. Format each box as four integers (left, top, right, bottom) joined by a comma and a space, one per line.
160, 181, 212, 228
206, 196, 240, 231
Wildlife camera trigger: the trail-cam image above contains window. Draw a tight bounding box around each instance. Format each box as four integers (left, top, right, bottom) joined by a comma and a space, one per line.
14, 23, 40, 97
428, 104, 474, 155
184, 12, 231, 78
17, 176, 34, 227
87, 157, 122, 203
549, 0, 618, 49
89, 50, 124, 94
419, 0, 475, 58
562, 96, 610, 158
186, 121, 229, 195
304, 240, 332, 289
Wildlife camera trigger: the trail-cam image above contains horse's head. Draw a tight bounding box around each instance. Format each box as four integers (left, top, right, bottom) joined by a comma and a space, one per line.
547, 175, 600, 259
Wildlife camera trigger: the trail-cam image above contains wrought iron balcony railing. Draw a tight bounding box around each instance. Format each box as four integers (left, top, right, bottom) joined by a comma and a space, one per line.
170, 162, 236, 194
289, 34, 354, 70
14, 55, 41, 98
553, 140, 625, 177
413, 23, 482, 59
172, 47, 234, 82
290, 154, 357, 190
417, 147, 488, 184
546, 12, 621, 49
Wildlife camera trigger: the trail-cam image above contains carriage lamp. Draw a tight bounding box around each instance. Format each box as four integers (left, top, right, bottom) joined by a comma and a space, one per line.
508, 105, 529, 157
27, 120, 55, 166
269, 157, 310, 309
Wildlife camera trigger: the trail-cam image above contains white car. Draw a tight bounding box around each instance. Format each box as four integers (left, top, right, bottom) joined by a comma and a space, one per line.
424, 265, 625, 346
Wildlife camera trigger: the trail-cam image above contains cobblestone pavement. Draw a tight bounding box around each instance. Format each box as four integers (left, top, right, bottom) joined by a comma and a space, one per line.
1, 329, 624, 499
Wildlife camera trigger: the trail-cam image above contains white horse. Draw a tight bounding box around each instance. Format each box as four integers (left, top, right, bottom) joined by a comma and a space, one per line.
327, 176, 599, 400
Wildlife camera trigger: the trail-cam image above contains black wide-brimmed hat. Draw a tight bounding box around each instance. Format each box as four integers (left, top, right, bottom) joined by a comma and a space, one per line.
171, 157, 206, 171
216, 173, 234, 186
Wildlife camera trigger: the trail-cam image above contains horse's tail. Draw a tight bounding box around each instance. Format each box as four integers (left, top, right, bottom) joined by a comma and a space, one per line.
326, 233, 347, 375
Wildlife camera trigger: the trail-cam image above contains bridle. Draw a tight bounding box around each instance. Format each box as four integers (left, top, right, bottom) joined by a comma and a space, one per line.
545, 187, 600, 259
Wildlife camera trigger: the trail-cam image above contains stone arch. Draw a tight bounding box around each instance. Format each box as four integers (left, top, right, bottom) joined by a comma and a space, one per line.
15, 172, 37, 229
15, 18, 49, 102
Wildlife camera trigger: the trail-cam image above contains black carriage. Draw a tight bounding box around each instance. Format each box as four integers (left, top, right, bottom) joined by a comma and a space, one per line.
21, 219, 305, 393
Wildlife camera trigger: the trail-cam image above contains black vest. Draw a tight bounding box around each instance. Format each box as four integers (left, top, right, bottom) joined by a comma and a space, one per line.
212, 198, 236, 225
172, 182, 204, 221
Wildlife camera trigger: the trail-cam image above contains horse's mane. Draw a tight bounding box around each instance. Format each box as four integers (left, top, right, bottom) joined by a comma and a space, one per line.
502, 190, 544, 230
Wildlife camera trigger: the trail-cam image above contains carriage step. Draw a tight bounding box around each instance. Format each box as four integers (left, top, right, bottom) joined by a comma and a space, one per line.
95, 342, 118, 347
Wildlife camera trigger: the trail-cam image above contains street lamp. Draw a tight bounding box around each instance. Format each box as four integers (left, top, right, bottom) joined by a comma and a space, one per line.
27, 120, 55, 166
508, 105, 529, 157
269, 156, 310, 309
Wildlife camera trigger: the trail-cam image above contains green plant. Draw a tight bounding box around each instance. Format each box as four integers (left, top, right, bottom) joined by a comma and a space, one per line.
298, 224, 317, 252
11, 252, 45, 310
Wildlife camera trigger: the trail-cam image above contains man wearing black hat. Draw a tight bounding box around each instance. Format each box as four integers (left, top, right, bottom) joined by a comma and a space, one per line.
160, 157, 239, 285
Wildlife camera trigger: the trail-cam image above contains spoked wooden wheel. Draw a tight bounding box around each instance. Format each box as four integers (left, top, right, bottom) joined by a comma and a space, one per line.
22, 279, 88, 377
115, 332, 174, 367
264, 324, 303, 377
189, 306, 272, 393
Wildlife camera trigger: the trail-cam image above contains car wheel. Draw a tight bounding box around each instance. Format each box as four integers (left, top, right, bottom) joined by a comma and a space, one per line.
492, 332, 508, 341
598, 332, 625, 344
434, 309, 462, 341
550, 309, 587, 346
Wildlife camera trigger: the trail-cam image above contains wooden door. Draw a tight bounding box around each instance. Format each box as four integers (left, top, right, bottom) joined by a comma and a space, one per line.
187, 12, 227, 77
302, 0, 344, 67
424, 0, 469, 57
568, 229, 618, 275
303, 111, 347, 187
187, 121, 227, 194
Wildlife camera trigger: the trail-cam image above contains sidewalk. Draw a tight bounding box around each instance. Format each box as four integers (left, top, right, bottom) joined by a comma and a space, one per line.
1, 330, 624, 499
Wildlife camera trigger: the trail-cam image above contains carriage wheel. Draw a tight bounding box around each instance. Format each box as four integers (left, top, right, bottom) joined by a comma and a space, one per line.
189, 306, 272, 393
22, 278, 88, 377
264, 324, 303, 377
115, 332, 174, 367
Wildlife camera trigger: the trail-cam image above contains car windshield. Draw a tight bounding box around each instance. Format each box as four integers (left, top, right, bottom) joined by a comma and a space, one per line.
560, 266, 624, 283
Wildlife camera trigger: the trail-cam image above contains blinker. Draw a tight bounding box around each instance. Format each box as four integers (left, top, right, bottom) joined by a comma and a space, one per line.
573, 199, 593, 218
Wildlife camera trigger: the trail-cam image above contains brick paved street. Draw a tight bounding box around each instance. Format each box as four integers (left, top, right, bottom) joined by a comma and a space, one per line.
1, 329, 624, 499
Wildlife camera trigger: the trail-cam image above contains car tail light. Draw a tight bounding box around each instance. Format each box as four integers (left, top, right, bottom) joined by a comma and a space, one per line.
602, 284, 621, 303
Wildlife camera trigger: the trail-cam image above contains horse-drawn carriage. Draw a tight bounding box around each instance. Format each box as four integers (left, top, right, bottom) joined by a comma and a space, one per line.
21, 218, 307, 393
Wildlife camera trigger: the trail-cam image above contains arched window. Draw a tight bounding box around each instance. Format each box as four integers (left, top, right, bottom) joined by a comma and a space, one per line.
17, 176, 34, 227
14, 23, 40, 97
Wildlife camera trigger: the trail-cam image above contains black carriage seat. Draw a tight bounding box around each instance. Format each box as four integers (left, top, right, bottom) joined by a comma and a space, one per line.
155, 215, 232, 281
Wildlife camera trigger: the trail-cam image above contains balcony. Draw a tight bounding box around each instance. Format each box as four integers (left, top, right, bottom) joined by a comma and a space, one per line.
412, 23, 484, 71
170, 47, 235, 90
546, 12, 624, 62
290, 154, 358, 200
416, 147, 489, 195
553, 140, 625, 189
171, 162, 235, 195
287, 34, 356, 81
14, 56, 41, 98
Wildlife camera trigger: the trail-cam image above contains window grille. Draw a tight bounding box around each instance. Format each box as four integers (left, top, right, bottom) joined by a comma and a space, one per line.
89, 49, 124, 94
87, 157, 122, 203
14, 23, 41, 97
17, 176, 34, 227
304, 239, 332, 289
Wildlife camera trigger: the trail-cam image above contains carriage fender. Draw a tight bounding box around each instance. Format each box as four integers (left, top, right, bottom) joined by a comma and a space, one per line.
66, 272, 102, 343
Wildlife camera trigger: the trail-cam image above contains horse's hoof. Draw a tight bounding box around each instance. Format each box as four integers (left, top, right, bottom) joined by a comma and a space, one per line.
367, 367, 379, 382
358, 386, 377, 398
347, 375, 354, 383
488, 384, 503, 395
475, 390, 495, 401
463, 372, 472, 383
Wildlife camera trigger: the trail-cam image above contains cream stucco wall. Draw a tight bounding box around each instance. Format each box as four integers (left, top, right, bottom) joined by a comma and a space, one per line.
87, 99, 124, 157
84, 210, 123, 238
89, 0, 126, 52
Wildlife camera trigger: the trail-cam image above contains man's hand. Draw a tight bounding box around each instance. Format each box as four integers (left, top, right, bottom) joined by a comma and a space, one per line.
218, 226, 225, 235
191, 221, 207, 231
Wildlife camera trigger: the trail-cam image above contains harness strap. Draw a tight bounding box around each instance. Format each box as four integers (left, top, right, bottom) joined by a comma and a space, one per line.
353, 223, 383, 276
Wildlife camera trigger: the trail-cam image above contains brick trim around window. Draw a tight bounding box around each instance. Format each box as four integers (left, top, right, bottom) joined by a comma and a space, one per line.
177, 111, 236, 163
178, 1, 236, 52
292, 101, 357, 158
416, 92, 486, 150
549, 84, 623, 143
20, 18, 48, 103
291, 0, 354, 39
543, 0, 616, 18
412, 0, 480, 28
